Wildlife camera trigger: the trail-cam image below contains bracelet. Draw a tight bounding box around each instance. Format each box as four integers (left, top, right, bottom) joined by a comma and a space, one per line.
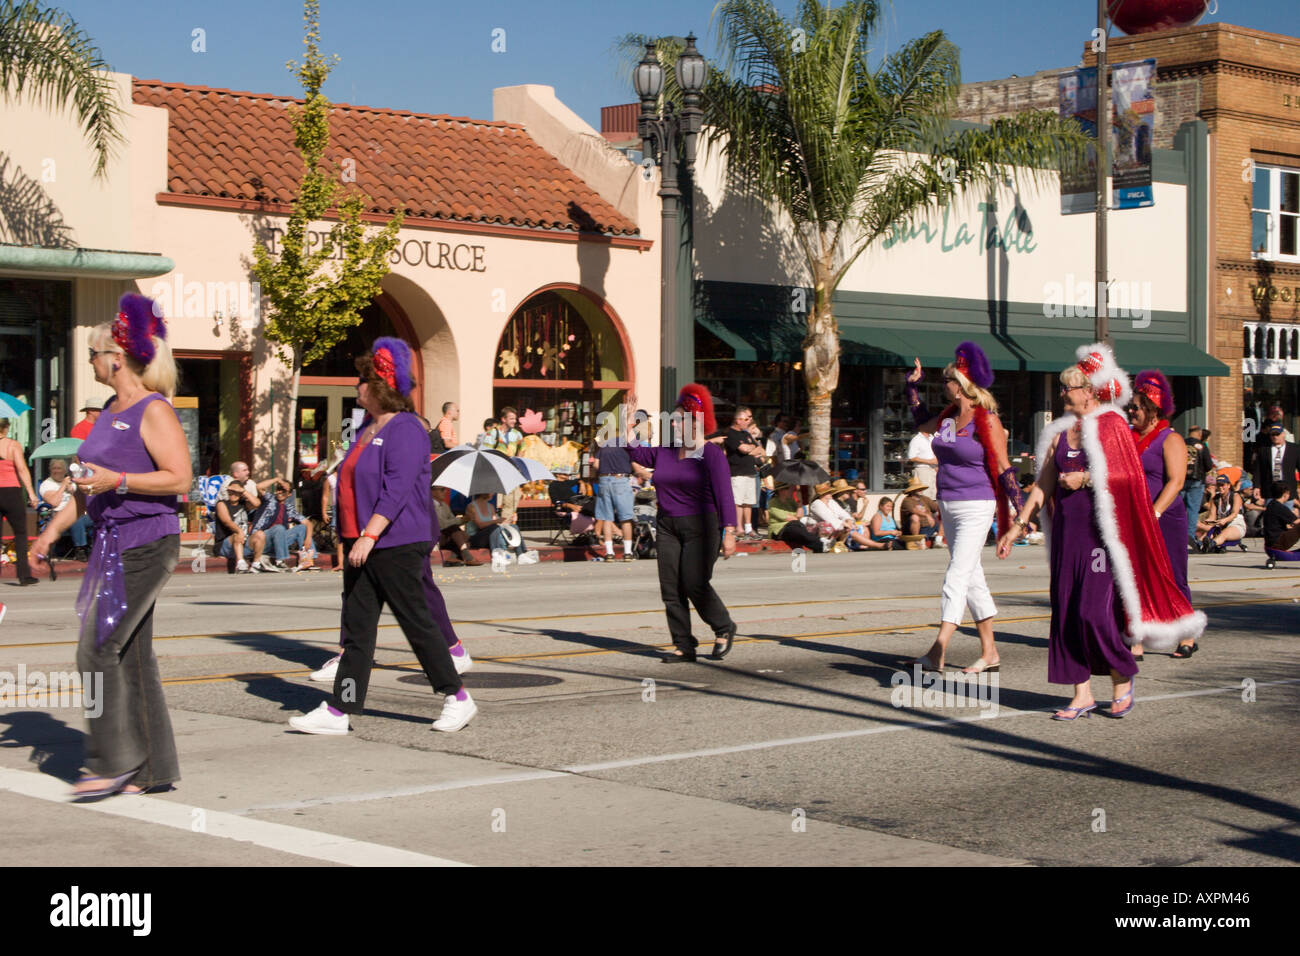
117, 472, 129, 494
362, 531, 379, 542
1014, 516, 1027, 529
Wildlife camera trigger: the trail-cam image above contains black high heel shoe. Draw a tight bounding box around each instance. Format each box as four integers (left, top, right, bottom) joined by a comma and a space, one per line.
711, 624, 737, 660
661, 649, 697, 663
1172, 642, 1198, 659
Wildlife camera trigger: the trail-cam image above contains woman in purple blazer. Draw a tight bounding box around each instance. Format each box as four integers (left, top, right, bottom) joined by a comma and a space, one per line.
289, 338, 475, 735
628, 384, 739, 662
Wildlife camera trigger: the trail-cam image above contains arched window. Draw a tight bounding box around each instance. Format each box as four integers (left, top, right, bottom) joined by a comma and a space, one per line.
1266, 328, 1275, 359
1244, 326, 1253, 358
1291, 329, 1299, 359
1255, 326, 1265, 358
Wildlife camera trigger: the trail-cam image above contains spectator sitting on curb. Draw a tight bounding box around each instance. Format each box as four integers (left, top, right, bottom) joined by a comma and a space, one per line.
464, 492, 538, 565
250, 478, 314, 571
810, 481, 855, 552
768, 480, 822, 552
214, 479, 264, 573
433, 486, 482, 566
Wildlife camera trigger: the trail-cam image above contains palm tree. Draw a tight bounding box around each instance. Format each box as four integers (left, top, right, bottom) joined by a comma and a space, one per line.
702, 0, 1089, 465
0, 0, 124, 179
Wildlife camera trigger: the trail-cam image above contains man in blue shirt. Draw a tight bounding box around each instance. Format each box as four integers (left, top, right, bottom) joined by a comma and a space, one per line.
250, 478, 312, 571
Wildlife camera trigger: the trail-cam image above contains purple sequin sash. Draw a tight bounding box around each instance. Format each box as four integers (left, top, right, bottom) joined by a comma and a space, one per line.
75, 518, 129, 648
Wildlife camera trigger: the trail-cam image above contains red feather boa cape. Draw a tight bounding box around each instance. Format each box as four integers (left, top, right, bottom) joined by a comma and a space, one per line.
1035, 407, 1207, 650
938, 404, 1011, 535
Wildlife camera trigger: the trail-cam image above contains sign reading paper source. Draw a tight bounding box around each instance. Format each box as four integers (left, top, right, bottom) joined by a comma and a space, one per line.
1058, 59, 1156, 214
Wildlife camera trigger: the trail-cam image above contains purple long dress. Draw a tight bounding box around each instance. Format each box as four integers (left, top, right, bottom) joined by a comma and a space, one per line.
1048, 432, 1138, 684
1138, 428, 1191, 602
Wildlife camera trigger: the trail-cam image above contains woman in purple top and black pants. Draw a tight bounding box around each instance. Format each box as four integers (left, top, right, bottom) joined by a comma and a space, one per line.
289, 339, 475, 735
33, 294, 191, 799
628, 384, 739, 662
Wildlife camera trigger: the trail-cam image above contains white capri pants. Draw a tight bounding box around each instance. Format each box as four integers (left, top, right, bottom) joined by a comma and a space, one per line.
937, 499, 998, 625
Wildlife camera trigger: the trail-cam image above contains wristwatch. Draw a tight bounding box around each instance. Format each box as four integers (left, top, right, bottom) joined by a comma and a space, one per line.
116, 472, 129, 494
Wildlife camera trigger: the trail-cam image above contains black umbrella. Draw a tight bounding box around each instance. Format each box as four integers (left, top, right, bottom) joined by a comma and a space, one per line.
773, 459, 830, 487
428, 445, 528, 496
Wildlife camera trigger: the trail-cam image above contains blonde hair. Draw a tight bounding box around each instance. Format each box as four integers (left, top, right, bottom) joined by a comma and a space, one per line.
943, 363, 998, 414
1059, 365, 1090, 389
90, 324, 178, 399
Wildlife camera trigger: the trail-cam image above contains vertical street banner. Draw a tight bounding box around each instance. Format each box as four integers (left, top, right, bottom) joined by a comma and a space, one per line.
1058, 67, 1098, 214
1058, 59, 1158, 214
1111, 58, 1156, 210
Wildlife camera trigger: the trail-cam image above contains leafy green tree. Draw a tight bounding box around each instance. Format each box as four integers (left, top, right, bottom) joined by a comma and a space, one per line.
654, 0, 1089, 465
0, 0, 124, 179
252, 0, 403, 474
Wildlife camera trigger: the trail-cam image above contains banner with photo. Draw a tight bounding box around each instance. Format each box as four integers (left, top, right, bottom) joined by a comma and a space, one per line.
1058, 66, 1098, 215
1111, 58, 1156, 210
1058, 59, 1157, 214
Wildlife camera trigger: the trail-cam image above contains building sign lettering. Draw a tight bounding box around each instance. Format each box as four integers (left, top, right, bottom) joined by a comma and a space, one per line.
263, 227, 486, 272
880, 203, 1037, 255
1250, 283, 1299, 304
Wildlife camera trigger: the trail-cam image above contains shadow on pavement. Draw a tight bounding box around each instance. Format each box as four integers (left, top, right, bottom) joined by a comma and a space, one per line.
0, 711, 84, 783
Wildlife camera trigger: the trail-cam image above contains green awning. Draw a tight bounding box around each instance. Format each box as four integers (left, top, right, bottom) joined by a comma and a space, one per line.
698, 312, 1228, 377
0, 244, 174, 279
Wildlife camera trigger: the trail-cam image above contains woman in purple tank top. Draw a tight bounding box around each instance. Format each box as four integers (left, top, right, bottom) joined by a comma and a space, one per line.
1127, 370, 1194, 660
33, 294, 191, 799
905, 343, 1023, 675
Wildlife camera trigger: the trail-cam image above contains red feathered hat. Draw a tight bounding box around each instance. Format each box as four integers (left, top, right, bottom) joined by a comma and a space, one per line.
676, 383, 716, 436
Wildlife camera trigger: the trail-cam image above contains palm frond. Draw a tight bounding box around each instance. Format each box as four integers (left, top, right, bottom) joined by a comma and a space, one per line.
0, 0, 125, 179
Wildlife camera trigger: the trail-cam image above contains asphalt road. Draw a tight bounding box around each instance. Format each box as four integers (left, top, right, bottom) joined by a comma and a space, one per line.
2, 542, 1297, 867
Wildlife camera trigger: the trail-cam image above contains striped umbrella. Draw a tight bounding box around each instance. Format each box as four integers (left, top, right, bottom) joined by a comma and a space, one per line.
511, 456, 556, 484
429, 445, 528, 497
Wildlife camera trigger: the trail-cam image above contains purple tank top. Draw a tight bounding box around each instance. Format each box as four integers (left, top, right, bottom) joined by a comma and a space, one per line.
77, 393, 181, 551
932, 417, 994, 502
1138, 427, 1171, 503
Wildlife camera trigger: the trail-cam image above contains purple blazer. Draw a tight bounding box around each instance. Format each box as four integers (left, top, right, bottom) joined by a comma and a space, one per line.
628, 441, 737, 528
347, 412, 433, 549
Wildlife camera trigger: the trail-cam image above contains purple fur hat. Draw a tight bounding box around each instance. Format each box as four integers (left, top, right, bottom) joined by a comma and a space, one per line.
112, 293, 166, 365
371, 336, 415, 397
1134, 369, 1175, 418
953, 341, 994, 389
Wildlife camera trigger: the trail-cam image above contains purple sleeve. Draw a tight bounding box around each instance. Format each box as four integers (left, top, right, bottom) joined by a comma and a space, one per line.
373, 417, 430, 523
705, 444, 738, 527
627, 443, 656, 469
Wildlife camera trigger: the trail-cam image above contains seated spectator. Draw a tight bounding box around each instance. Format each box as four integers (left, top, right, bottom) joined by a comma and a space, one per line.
1263, 482, 1300, 568
38, 459, 94, 560
768, 481, 822, 552
1242, 480, 1267, 537
848, 480, 871, 523
1193, 477, 1222, 550
899, 479, 941, 540
433, 487, 483, 566
464, 492, 539, 565
251, 478, 314, 571
810, 482, 855, 550
214, 479, 264, 573
861, 497, 901, 551
1202, 473, 1247, 553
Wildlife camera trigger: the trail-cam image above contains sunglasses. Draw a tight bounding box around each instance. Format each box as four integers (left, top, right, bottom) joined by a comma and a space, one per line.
88, 347, 119, 362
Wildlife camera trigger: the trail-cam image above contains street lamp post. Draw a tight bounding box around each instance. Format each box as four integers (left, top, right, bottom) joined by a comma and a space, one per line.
635, 34, 706, 411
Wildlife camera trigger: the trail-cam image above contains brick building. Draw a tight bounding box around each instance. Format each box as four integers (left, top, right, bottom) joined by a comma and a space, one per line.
954, 22, 1300, 474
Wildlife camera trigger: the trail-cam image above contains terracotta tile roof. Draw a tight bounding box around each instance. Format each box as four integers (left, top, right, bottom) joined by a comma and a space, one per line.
133, 80, 640, 237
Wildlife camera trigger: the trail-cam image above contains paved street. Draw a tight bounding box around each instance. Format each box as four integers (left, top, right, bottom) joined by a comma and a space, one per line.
2, 544, 1297, 867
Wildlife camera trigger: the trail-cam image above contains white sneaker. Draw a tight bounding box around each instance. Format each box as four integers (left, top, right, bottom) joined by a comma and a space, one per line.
517, 550, 540, 566
432, 692, 477, 732
236, 559, 252, 573
451, 645, 473, 675
309, 654, 341, 683
289, 702, 349, 735
258, 558, 284, 573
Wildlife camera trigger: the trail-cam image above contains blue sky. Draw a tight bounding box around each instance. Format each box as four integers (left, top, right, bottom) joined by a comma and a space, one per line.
58, 0, 1299, 129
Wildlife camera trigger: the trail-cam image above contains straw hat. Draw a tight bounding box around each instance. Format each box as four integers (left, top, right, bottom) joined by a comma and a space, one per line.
829, 478, 853, 495
902, 476, 930, 495
814, 481, 833, 496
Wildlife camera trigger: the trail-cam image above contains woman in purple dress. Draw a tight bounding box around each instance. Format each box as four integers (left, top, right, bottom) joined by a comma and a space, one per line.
1127, 370, 1193, 660
998, 357, 1137, 720
33, 294, 191, 797
627, 385, 738, 662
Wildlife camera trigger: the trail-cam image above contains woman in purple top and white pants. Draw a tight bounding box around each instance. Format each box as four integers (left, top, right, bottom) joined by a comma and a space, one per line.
906, 344, 1022, 675
628, 385, 739, 662
33, 294, 191, 799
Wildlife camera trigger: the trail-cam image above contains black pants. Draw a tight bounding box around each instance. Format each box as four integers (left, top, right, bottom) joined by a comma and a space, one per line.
77, 534, 181, 787
655, 512, 734, 652
0, 486, 32, 580
778, 521, 823, 552
331, 539, 460, 713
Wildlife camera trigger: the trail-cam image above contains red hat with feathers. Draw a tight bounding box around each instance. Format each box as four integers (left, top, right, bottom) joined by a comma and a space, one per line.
676, 383, 716, 436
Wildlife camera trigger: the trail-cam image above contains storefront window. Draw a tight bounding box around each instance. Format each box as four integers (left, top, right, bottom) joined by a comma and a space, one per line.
0, 279, 71, 462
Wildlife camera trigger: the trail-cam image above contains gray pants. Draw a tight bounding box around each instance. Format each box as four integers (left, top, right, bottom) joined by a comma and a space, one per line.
76, 534, 180, 788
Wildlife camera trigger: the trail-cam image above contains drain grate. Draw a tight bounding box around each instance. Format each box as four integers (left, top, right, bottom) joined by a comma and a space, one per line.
398, 672, 563, 689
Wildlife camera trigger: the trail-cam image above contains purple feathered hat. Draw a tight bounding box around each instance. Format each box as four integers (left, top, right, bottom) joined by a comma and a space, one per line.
371, 336, 414, 397
952, 341, 994, 389
1134, 369, 1175, 418
112, 293, 166, 365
